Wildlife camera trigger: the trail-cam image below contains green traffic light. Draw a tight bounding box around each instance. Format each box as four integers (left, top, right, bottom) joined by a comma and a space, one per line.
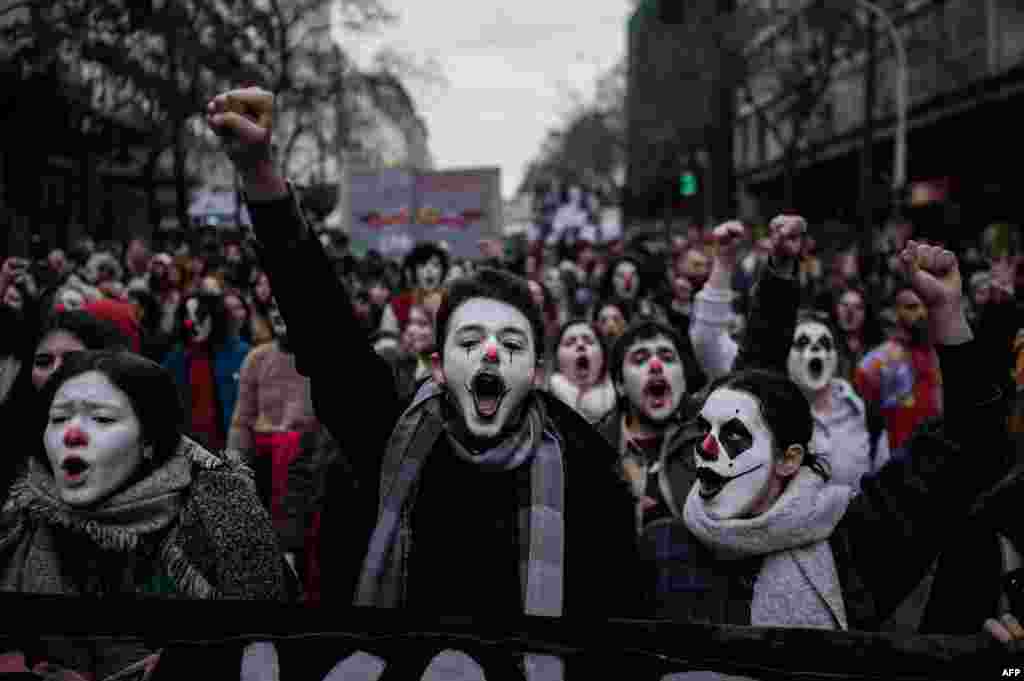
680, 172, 698, 197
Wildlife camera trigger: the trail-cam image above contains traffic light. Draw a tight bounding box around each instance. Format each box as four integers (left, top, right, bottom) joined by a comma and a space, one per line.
679, 171, 698, 197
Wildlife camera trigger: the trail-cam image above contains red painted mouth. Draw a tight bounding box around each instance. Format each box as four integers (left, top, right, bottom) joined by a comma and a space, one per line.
61, 456, 90, 485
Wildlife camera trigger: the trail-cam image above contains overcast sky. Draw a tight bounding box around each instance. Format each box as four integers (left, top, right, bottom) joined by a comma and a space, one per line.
335, 1, 632, 199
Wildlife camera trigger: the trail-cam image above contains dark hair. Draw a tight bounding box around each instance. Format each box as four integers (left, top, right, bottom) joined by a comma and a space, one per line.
34, 310, 134, 358
608, 320, 688, 387
38, 350, 185, 466
554, 319, 609, 381
701, 369, 829, 480
177, 291, 230, 348
403, 242, 449, 287
434, 267, 545, 365
829, 284, 884, 349
599, 253, 649, 304
593, 297, 633, 327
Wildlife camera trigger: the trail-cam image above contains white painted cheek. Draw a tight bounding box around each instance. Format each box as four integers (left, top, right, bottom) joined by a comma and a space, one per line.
706, 460, 773, 520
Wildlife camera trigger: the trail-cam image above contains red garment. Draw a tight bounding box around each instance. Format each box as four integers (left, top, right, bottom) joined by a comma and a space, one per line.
854, 340, 943, 452
188, 345, 223, 452
253, 431, 303, 533
391, 291, 415, 329
83, 299, 141, 353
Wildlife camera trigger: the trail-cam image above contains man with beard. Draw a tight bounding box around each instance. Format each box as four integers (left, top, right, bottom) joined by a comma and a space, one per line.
854, 281, 943, 457
378, 242, 448, 335
206, 86, 642, 678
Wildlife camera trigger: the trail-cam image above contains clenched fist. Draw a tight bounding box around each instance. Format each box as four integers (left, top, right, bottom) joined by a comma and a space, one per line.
899, 240, 971, 345
206, 87, 286, 200
711, 220, 746, 265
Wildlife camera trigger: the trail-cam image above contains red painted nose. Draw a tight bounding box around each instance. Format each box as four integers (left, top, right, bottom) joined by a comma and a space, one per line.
650, 358, 663, 373
699, 434, 719, 460
64, 426, 88, 448
624, 274, 634, 289
484, 346, 499, 362
184, 319, 194, 330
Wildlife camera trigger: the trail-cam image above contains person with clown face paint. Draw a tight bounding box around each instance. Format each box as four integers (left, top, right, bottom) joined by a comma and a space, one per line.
546, 320, 616, 424
205, 87, 644, 678
378, 242, 449, 336
641, 226, 1012, 630
689, 220, 893, 489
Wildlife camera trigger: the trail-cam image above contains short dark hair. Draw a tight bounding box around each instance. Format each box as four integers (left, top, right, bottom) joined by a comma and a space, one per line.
700, 368, 828, 480
434, 267, 545, 365
38, 350, 185, 466
593, 297, 633, 326
609, 320, 688, 387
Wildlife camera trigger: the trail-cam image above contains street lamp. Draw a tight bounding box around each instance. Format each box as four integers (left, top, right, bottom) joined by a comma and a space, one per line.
851, 0, 908, 195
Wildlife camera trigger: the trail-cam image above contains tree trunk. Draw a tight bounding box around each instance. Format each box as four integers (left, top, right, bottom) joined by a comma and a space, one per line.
783, 146, 797, 211
859, 13, 878, 265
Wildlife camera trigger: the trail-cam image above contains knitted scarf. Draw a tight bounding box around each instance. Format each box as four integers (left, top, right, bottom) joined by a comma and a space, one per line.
356, 379, 565, 618
682, 467, 855, 629
0, 437, 225, 598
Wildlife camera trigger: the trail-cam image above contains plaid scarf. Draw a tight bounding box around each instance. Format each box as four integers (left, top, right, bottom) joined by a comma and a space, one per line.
355, 379, 565, 618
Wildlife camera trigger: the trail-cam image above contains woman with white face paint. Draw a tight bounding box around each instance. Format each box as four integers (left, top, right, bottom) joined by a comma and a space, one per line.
640, 239, 1014, 633
378, 242, 449, 335
547, 320, 615, 423
786, 313, 891, 489
0, 350, 295, 678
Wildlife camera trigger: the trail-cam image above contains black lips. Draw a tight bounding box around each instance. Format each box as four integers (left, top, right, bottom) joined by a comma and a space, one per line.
808, 357, 824, 377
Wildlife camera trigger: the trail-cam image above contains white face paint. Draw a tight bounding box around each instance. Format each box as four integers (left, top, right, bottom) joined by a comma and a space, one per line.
613, 261, 639, 299
787, 321, 838, 396
184, 297, 213, 344
618, 334, 686, 425
556, 323, 603, 388
436, 297, 536, 440
58, 288, 85, 311
416, 256, 443, 290
694, 387, 775, 520
44, 371, 145, 508
543, 267, 565, 302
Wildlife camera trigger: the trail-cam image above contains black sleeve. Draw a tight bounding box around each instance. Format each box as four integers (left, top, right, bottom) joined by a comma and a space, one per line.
733, 262, 801, 374
837, 338, 1012, 624
245, 186, 399, 605
244, 186, 399, 472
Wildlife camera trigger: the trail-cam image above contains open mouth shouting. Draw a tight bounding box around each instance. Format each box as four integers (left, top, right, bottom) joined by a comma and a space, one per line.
470, 371, 508, 420
808, 357, 824, 382
645, 377, 672, 410
574, 354, 590, 378
696, 463, 766, 500
61, 455, 90, 487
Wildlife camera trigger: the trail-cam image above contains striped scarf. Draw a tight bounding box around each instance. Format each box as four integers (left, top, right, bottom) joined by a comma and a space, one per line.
355, 380, 565, 618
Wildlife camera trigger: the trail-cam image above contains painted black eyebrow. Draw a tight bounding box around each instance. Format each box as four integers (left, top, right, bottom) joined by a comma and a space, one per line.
455, 325, 529, 339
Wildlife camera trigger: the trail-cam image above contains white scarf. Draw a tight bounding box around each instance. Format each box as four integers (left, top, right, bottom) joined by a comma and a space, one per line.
683, 467, 855, 629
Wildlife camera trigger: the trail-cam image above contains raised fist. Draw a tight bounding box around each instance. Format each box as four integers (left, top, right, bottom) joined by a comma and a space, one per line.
206, 87, 275, 169
711, 220, 746, 263
899, 240, 962, 312
768, 214, 806, 262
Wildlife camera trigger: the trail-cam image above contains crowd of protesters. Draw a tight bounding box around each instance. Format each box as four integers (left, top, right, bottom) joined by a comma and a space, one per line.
0, 84, 1022, 680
